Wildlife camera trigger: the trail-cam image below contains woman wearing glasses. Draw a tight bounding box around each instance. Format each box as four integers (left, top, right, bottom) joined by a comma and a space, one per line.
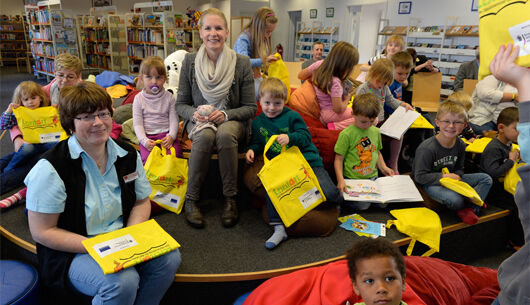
25, 82, 181, 304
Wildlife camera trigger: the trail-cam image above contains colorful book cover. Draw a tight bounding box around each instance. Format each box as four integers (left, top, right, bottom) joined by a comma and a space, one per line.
338, 214, 386, 237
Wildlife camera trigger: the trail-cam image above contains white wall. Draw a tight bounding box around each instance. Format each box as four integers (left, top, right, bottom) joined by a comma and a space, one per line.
385, 0, 479, 26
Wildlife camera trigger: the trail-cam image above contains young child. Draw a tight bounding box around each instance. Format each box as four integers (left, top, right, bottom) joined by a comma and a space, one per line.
412, 101, 492, 225
246, 78, 341, 249
445, 91, 475, 140
48, 52, 83, 105
0, 82, 53, 208
356, 58, 414, 174
360, 35, 405, 72
334, 93, 394, 211
133, 56, 181, 163
298, 41, 359, 130
388, 51, 413, 103
346, 237, 406, 305
480, 107, 522, 247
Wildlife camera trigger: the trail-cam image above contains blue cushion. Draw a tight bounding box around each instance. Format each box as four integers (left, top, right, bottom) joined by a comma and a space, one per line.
0, 260, 40, 305
233, 291, 252, 305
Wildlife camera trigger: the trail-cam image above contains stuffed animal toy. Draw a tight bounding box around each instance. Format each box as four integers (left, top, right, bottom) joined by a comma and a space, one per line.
164, 49, 188, 98
188, 105, 217, 140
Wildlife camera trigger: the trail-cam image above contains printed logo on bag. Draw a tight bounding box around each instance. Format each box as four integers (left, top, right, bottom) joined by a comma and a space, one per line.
146, 170, 186, 188
272, 165, 312, 200
19, 114, 60, 130
112, 241, 174, 273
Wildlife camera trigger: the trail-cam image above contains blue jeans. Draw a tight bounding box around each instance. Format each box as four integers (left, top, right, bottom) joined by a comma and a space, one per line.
267, 166, 342, 224
424, 173, 492, 212
68, 249, 181, 305
4, 142, 56, 172
469, 121, 497, 136
0, 151, 42, 194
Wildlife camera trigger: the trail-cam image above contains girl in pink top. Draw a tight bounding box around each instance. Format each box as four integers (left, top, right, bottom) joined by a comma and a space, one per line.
298, 41, 359, 130
133, 56, 181, 163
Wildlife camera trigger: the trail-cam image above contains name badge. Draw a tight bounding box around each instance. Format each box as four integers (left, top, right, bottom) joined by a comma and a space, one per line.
123, 171, 139, 183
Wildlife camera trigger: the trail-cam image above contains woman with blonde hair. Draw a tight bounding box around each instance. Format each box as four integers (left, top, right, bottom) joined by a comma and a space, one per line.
176, 8, 256, 229
234, 7, 279, 97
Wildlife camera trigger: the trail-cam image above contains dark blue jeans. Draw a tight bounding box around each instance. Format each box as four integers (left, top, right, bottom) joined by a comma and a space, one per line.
267, 166, 342, 224
0, 150, 42, 194
4, 142, 56, 172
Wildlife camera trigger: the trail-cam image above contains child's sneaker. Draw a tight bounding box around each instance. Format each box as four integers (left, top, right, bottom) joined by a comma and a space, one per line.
457, 208, 479, 225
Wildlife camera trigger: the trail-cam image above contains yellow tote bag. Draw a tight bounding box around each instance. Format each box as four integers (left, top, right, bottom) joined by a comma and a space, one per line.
478, 0, 530, 79
82, 219, 180, 274
439, 168, 484, 206
144, 140, 188, 214
257, 135, 326, 227
267, 53, 291, 103
12, 106, 68, 143
463, 137, 492, 153
410, 113, 434, 129
504, 162, 525, 195
386, 207, 442, 256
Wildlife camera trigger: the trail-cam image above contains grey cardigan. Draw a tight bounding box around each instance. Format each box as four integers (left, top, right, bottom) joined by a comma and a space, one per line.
175, 52, 257, 123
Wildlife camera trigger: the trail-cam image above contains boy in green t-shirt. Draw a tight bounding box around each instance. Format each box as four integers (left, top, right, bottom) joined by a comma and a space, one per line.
334, 93, 394, 210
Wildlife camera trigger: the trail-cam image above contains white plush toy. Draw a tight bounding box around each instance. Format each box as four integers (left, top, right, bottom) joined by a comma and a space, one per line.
164, 49, 188, 98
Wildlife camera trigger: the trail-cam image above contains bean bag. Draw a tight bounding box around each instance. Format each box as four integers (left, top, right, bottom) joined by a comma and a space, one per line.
289, 80, 320, 121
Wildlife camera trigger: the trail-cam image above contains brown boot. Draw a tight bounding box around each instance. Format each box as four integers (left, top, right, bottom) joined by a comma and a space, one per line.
185, 199, 204, 229
221, 196, 238, 228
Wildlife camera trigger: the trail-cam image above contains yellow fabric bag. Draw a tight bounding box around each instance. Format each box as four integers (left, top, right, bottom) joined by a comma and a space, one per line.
144, 140, 188, 214
82, 219, 180, 274
257, 135, 326, 227
463, 137, 492, 153
410, 113, 434, 129
439, 168, 484, 206
478, 0, 530, 79
267, 53, 291, 103
386, 207, 442, 256
504, 162, 525, 195
106, 84, 128, 98
12, 106, 68, 143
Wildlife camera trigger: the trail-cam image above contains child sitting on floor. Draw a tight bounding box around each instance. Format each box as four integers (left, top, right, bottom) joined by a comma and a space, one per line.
412, 101, 492, 225
334, 93, 394, 211
481, 106, 523, 248
346, 237, 406, 305
246, 78, 341, 249
297, 41, 359, 130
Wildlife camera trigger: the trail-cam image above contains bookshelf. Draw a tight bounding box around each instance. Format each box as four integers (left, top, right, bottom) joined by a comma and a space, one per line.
0, 16, 30, 68
81, 14, 128, 74
295, 21, 339, 62
378, 17, 478, 97
125, 12, 191, 75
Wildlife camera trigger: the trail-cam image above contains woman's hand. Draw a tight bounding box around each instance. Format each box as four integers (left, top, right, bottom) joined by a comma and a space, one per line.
192, 110, 209, 123
145, 139, 156, 151
208, 110, 226, 124
161, 135, 174, 149
276, 134, 289, 146
245, 149, 255, 163
443, 173, 461, 181
265, 54, 278, 64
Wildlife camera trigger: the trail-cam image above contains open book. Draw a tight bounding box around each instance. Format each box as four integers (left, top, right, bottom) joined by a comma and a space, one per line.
343, 175, 423, 203
380, 107, 421, 140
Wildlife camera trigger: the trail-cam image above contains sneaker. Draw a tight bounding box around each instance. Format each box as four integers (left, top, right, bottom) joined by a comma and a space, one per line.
457, 208, 479, 225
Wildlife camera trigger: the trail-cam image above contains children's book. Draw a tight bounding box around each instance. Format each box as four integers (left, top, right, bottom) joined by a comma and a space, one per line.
379, 106, 421, 140
338, 214, 386, 237
343, 175, 423, 203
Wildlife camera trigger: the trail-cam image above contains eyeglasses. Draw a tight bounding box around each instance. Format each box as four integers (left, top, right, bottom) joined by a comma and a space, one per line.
438, 120, 465, 127
75, 111, 111, 122
55, 73, 77, 81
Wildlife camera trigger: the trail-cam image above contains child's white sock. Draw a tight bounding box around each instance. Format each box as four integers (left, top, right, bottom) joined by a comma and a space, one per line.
265, 224, 288, 250
0, 188, 27, 209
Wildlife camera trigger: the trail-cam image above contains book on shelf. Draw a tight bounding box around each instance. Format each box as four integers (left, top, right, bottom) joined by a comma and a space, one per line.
343, 175, 423, 203
393, 26, 408, 35
380, 107, 421, 140
338, 214, 386, 237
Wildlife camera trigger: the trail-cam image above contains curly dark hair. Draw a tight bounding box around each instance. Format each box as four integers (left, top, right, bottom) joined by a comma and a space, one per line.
345, 237, 406, 283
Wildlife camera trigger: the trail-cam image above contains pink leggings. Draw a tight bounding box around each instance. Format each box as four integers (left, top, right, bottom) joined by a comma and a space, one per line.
320, 108, 355, 130
139, 132, 182, 163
